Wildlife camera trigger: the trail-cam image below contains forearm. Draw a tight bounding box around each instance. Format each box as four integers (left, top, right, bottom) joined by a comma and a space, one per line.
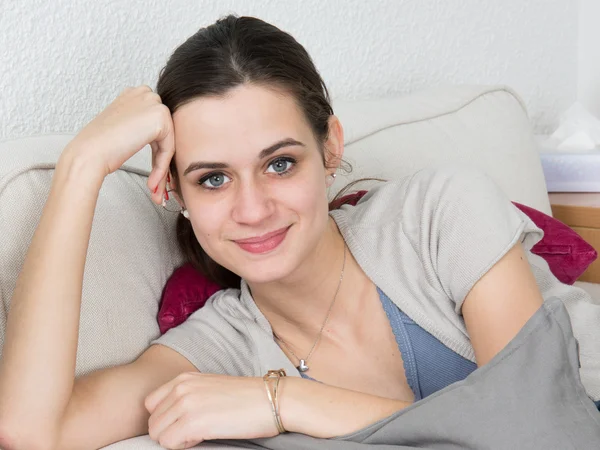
0, 149, 105, 443
279, 377, 410, 438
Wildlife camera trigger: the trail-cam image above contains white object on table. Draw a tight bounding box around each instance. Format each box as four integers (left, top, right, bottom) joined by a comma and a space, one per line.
536, 134, 600, 192
542, 102, 600, 152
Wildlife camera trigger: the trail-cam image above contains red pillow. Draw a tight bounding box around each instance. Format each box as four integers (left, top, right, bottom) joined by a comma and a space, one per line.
157, 190, 597, 334
512, 201, 597, 285
157, 263, 222, 334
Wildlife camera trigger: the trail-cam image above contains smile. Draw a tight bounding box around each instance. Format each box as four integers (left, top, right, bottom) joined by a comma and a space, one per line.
233, 225, 292, 254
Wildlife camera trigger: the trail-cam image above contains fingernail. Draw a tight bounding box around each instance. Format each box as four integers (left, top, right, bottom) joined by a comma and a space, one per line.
167, 173, 171, 183
153, 185, 158, 194
165, 189, 169, 201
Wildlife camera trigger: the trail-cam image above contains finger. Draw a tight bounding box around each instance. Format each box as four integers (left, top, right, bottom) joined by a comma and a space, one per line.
145, 375, 182, 414
148, 141, 158, 191
132, 84, 153, 95
148, 107, 175, 194
150, 140, 158, 170
148, 141, 163, 205
149, 395, 189, 444
150, 147, 172, 201
149, 385, 185, 424
156, 416, 202, 450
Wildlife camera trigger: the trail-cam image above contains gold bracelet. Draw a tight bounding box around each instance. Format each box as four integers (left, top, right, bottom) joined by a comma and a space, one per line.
263, 369, 287, 434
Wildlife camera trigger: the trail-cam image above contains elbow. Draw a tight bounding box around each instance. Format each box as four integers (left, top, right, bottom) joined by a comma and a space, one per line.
0, 420, 57, 450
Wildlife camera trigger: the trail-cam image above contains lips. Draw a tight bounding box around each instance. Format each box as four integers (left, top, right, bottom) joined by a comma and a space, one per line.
233, 225, 291, 254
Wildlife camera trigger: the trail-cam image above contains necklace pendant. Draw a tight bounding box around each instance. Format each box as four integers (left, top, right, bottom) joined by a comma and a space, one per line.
298, 359, 309, 372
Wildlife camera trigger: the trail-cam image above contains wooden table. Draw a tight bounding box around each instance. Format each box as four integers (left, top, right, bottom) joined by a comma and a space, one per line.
549, 192, 600, 283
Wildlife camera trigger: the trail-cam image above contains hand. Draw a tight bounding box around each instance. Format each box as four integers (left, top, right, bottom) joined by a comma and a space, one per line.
144, 372, 280, 449
61, 85, 175, 204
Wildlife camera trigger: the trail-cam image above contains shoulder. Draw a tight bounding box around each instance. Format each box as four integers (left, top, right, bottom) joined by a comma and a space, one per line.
390, 163, 534, 245
406, 163, 506, 203
402, 163, 513, 223
406, 163, 494, 192
196, 287, 246, 319
341, 163, 503, 227
151, 288, 262, 377
174, 289, 264, 340
387, 163, 502, 206
405, 164, 543, 306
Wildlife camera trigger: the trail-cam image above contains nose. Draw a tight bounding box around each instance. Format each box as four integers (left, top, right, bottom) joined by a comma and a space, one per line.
230, 179, 275, 226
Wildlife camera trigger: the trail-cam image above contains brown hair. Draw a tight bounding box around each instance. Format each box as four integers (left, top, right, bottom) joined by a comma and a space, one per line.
156, 14, 367, 289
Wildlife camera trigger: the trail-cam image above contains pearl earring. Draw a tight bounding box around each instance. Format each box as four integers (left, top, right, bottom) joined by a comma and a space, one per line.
327, 173, 337, 186
181, 208, 190, 219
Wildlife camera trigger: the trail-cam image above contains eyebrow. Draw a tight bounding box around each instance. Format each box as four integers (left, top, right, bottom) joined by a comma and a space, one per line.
183, 138, 306, 176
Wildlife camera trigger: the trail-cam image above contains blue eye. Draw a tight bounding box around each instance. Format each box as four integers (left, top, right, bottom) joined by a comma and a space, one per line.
199, 173, 231, 189
266, 157, 295, 175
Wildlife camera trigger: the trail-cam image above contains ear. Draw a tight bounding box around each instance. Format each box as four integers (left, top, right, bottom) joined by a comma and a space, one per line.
323, 115, 344, 176
167, 171, 185, 208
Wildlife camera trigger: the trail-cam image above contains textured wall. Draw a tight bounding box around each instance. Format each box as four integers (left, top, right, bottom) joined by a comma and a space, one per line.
578, 0, 600, 118
1, 0, 577, 140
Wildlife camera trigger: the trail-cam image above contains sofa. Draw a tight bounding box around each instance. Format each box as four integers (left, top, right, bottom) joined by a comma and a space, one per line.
1, 84, 598, 449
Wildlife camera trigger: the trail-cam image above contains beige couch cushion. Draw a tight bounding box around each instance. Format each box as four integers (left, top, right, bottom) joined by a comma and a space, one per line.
334, 84, 551, 215
0, 134, 185, 377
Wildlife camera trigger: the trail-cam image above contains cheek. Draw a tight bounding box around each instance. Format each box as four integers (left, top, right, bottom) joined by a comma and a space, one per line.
293, 185, 327, 214
188, 203, 224, 248
276, 170, 328, 215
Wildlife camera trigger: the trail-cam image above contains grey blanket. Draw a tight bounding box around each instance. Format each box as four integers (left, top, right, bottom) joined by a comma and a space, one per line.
213, 297, 600, 449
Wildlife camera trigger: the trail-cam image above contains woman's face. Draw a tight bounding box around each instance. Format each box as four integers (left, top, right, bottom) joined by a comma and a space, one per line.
171, 84, 342, 284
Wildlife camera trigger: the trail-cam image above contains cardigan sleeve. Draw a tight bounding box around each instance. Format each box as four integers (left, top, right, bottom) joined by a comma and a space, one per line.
406, 164, 544, 315
150, 289, 259, 377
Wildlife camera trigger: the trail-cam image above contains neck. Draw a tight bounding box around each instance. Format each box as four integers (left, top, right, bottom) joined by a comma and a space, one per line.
247, 217, 364, 343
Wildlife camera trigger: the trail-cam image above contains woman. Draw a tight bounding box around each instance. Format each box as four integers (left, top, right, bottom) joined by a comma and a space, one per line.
0, 14, 596, 450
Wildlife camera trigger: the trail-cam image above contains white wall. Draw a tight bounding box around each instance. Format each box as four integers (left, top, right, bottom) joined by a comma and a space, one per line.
578, 0, 600, 118
0, 0, 578, 140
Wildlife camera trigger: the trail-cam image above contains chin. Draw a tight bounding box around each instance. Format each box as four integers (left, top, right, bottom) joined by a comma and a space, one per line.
231, 254, 295, 285
233, 240, 302, 285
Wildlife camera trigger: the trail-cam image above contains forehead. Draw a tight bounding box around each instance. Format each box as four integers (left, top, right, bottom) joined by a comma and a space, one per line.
172, 84, 312, 159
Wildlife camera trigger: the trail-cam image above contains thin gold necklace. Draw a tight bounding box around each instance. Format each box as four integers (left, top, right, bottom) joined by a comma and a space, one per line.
272, 244, 347, 373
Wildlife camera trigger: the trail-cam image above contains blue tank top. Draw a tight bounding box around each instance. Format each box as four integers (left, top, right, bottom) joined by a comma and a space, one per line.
376, 287, 477, 400
300, 286, 477, 401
